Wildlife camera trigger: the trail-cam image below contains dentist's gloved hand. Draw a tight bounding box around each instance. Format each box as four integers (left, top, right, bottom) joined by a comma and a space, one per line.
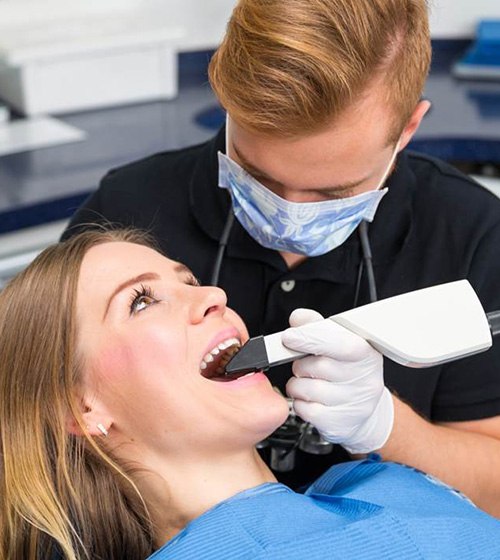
283, 308, 394, 454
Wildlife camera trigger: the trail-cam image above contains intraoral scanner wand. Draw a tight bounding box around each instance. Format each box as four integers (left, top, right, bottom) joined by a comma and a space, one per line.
225, 280, 500, 376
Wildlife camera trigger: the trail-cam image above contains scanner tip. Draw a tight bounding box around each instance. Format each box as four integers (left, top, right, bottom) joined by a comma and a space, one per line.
224, 336, 269, 376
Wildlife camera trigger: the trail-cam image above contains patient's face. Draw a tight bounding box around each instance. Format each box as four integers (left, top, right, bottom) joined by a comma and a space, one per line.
76, 242, 288, 458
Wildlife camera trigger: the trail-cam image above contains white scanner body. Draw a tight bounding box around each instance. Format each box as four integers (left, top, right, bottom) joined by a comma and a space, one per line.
266, 280, 493, 368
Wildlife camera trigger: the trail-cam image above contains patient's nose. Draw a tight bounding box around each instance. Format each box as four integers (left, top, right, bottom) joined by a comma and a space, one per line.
189, 286, 227, 324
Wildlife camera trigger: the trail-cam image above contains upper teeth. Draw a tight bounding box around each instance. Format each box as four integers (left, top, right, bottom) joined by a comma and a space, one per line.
200, 337, 241, 372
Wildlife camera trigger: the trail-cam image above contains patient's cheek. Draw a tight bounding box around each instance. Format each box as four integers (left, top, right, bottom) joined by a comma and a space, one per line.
92, 342, 135, 383
91, 332, 179, 386
226, 309, 249, 340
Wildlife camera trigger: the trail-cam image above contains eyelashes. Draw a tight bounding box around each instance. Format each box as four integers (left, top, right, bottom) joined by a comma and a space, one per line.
185, 273, 201, 287
129, 284, 159, 316
128, 275, 200, 316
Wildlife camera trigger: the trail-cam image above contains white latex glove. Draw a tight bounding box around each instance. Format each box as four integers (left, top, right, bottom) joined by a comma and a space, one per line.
283, 308, 394, 454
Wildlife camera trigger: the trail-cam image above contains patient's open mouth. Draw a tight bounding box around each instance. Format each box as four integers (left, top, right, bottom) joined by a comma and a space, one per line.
200, 337, 242, 381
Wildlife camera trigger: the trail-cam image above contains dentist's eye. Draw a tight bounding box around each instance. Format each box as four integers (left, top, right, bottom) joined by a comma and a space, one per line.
129, 285, 159, 315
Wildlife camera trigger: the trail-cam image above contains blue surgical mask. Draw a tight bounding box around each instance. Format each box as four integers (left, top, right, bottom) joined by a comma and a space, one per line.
218, 133, 399, 257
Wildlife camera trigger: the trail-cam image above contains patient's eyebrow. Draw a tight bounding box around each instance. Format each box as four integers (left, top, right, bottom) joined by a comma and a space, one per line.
174, 263, 193, 276
103, 272, 160, 320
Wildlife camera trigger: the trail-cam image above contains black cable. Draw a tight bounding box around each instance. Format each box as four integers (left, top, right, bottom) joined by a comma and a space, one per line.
353, 260, 364, 308
358, 220, 378, 303
279, 421, 311, 461
209, 210, 235, 286
488, 310, 500, 337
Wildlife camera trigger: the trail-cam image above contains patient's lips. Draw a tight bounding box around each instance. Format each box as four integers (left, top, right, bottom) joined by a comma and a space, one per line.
200, 337, 242, 381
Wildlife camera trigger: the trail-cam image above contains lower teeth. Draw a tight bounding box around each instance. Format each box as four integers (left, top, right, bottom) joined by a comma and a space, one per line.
210, 371, 256, 383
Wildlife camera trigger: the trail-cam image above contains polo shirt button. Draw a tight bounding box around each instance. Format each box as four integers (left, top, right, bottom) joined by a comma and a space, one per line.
281, 280, 296, 293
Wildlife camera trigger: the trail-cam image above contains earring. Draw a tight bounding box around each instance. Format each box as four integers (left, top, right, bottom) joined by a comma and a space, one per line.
96, 423, 109, 437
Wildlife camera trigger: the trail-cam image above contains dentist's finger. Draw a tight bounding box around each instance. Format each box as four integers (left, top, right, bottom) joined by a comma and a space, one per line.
283, 319, 375, 362
288, 308, 324, 327
286, 376, 377, 406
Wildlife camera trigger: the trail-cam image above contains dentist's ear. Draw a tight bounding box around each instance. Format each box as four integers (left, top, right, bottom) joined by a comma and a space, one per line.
397, 100, 432, 151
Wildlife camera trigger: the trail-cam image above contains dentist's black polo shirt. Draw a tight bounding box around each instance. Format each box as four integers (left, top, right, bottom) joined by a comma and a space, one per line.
64, 126, 500, 472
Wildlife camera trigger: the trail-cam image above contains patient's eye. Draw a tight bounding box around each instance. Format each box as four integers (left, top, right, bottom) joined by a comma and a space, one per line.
185, 273, 201, 287
129, 285, 159, 315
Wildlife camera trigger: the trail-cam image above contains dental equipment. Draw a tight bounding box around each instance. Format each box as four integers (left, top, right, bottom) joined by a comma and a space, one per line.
225, 280, 500, 376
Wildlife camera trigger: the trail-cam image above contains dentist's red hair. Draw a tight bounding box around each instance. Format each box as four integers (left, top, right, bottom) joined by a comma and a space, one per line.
209, 0, 431, 141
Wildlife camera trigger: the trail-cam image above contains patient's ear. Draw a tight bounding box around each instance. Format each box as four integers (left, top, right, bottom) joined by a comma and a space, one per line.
66, 397, 113, 438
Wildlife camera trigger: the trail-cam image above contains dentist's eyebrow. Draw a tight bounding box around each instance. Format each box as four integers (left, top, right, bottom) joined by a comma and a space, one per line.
104, 272, 160, 320
232, 143, 280, 185
232, 142, 368, 194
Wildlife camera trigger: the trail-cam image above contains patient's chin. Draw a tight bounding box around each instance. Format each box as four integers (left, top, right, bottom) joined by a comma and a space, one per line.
252, 392, 290, 441
201, 380, 289, 452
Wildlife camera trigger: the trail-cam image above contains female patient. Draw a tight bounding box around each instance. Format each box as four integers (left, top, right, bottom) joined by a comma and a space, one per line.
1, 228, 499, 560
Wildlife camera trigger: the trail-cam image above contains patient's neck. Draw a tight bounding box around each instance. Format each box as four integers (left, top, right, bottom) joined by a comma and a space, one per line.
137, 447, 275, 548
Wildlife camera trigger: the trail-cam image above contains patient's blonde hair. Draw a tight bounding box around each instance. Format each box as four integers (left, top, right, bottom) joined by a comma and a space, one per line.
209, 0, 431, 140
0, 229, 157, 560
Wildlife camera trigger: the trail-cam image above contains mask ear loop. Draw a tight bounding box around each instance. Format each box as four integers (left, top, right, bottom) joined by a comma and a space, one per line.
377, 139, 401, 191
225, 113, 230, 155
